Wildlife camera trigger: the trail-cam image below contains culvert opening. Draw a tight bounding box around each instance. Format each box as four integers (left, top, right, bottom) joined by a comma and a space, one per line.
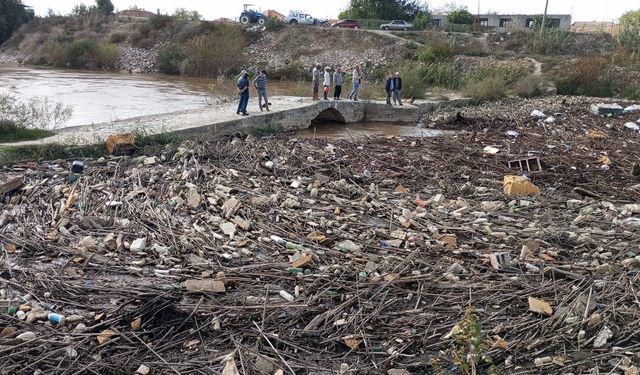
311, 108, 346, 126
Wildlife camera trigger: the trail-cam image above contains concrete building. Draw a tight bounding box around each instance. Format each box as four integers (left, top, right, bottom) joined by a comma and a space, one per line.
431, 14, 572, 32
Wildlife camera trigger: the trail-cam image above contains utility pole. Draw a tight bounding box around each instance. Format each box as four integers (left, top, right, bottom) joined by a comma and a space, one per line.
540, 0, 549, 34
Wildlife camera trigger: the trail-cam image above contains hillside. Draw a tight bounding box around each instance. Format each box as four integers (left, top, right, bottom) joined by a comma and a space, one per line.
1, 14, 639, 100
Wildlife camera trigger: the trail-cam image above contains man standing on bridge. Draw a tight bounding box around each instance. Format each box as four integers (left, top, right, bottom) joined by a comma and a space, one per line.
385, 72, 395, 106
236, 72, 250, 116
252, 70, 269, 112
349, 64, 362, 101
312, 64, 321, 101
393, 72, 403, 106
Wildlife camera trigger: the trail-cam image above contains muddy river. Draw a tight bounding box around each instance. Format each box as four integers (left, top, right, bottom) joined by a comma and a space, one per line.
0, 65, 433, 138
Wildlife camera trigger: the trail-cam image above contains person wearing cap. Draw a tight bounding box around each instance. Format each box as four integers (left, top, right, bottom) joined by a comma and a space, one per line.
323, 66, 332, 101
385, 72, 395, 106
312, 64, 321, 100
393, 72, 403, 106
333, 67, 343, 100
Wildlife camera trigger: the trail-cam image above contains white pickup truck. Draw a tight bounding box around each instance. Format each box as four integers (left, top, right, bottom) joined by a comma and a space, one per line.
285, 11, 326, 25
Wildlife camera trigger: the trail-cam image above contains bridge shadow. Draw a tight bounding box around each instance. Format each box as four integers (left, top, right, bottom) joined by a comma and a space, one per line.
311, 108, 346, 126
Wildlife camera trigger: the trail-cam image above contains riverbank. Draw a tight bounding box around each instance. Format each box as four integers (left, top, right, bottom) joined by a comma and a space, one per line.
3, 13, 639, 102
1, 96, 639, 373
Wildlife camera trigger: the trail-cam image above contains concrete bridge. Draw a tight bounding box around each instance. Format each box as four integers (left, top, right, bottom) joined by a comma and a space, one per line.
1, 96, 469, 147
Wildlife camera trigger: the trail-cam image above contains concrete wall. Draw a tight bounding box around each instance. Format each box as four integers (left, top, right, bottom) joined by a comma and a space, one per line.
431, 14, 572, 31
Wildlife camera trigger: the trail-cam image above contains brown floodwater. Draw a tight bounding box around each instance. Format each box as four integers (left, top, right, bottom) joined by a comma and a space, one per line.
0, 64, 300, 127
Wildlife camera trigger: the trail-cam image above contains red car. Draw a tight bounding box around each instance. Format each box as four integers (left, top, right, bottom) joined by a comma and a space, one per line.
331, 19, 360, 29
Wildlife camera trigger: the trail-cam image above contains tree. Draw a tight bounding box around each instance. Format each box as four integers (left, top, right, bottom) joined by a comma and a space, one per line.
339, 0, 428, 21
620, 9, 640, 30
447, 7, 474, 24
96, 0, 114, 16
173, 8, 203, 22
0, 0, 34, 46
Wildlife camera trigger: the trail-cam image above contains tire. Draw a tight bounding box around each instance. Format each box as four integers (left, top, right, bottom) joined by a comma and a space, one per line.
240, 15, 250, 24
403, 27, 407, 31
289, 20, 297, 25
383, 26, 389, 30
257, 17, 266, 25
354, 26, 359, 29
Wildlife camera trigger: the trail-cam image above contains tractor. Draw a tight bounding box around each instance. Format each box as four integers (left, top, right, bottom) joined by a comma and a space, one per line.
239, 4, 266, 25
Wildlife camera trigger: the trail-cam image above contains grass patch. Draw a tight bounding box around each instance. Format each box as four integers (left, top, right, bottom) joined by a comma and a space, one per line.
463, 76, 507, 103
250, 124, 283, 137
0, 127, 55, 143
513, 75, 546, 98
0, 129, 182, 165
555, 56, 614, 97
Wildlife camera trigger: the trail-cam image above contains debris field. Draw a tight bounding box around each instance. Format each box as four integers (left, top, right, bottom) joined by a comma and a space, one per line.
1, 97, 640, 374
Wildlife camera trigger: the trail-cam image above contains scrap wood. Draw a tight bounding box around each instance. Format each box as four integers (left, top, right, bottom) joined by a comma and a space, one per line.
0, 97, 639, 374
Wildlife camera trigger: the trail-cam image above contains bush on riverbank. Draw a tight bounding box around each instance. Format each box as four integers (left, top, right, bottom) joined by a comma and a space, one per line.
156, 23, 247, 77
0, 94, 72, 142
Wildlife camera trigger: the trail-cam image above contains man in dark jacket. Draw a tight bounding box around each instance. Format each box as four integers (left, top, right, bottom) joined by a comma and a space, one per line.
236, 73, 250, 116
385, 73, 395, 106
393, 72, 403, 106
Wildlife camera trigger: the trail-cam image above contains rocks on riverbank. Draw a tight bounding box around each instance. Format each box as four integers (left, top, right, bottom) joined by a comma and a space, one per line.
115, 45, 158, 74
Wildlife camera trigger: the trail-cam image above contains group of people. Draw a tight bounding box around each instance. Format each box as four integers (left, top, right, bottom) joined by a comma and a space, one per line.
312, 64, 364, 101
385, 72, 403, 106
235, 64, 404, 115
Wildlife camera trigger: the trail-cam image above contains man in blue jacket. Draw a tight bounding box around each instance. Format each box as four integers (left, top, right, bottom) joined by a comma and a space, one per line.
393, 72, 403, 106
236, 72, 250, 116
385, 73, 395, 106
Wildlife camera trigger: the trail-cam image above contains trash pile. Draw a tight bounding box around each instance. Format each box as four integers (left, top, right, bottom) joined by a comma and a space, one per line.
1, 97, 640, 374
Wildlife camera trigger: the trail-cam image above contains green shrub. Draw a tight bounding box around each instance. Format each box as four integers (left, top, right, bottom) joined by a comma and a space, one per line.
183, 27, 247, 77
178, 59, 197, 76
0, 93, 72, 130
418, 40, 453, 63
618, 28, 640, 55
156, 43, 186, 75
97, 43, 120, 69
555, 56, 614, 97
265, 16, 286, 31
469, 64, 526, 85
401, 68, 428, 99
463, 76, 507, 102
268, 62, 308, 81
64, 38, 99, 68
530, 30, 570, 55
149, 15, 175, 30
514, 75, 545, 98
622, 85, 640, 99
0, 119, 54, 143
109, 32, 127, 44
420, 62, 462, 89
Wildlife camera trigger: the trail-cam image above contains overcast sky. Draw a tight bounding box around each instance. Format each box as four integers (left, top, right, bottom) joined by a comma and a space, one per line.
30, 0, 635, 22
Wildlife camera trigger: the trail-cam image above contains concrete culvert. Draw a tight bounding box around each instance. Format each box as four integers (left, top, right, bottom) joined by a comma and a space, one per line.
311, 108, 346, 125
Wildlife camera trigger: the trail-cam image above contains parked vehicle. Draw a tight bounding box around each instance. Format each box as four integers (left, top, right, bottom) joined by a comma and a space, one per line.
380, 20, 412, 31
239, 4, 266, 25
285, 11, 326, 25
331, 19, 360, 29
